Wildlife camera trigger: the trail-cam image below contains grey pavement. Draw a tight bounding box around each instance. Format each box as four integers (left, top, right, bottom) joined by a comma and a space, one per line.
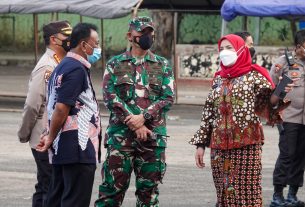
1, 107, 305, 207
0, 57, 304, 206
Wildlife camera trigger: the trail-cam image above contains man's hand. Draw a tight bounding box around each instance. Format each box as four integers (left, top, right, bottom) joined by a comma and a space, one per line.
274, 64, 282, 73
124, 114, 145, 131
135, 125, 153, 142
195, 147, 205, 168
36, 135, 53, 152
270, 77, 298, 105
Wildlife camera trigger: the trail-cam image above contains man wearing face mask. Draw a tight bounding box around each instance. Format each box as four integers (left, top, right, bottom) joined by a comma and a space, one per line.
95, 16, 175, 207
17, 20, 71, 207
234, 31, 256, 60
36, 23, 102, 207
270, 29, 305, 207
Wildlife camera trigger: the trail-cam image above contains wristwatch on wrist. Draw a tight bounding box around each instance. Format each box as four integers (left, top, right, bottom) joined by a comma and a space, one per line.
143, 112, 152, 121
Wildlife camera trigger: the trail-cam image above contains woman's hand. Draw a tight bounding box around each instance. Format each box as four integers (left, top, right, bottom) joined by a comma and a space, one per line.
195, 147, 205, 168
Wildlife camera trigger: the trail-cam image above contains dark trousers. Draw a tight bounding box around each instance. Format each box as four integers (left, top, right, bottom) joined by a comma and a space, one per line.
273, 122, 305, 187
31, 148, 52, 207
46, 163, 96, 207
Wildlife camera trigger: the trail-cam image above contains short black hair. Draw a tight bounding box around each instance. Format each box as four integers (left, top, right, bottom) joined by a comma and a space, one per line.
43, 35, 51, 46
70, 23, 98, 49
234, 31, 252, 41
294, 29, 305, 46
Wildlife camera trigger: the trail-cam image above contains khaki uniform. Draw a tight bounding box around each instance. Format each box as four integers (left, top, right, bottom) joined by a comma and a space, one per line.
18, 48, 60, 148
270, 55, 305, 124
270, 54, 305, 193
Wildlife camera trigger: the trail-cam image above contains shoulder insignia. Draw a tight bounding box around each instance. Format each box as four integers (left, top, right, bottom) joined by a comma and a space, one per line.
44, 69, 52, 82
275, 64, 283, 69
53, 54, 61, 64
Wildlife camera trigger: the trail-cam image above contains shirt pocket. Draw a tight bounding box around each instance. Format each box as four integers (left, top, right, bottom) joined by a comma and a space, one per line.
147, 68, 163, 98
114, 76, 134, 102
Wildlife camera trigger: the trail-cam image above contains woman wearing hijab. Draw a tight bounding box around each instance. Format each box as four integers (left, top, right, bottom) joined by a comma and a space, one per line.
190, 34, 293, 207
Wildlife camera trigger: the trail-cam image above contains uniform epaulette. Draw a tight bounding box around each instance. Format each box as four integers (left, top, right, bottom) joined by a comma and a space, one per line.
53, 54, 61, 64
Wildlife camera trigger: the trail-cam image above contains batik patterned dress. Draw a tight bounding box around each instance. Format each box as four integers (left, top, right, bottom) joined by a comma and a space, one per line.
190, 70, 285, 207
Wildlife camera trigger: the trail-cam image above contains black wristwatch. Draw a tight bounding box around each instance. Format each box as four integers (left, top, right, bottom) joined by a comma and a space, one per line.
143, 112, 152, 121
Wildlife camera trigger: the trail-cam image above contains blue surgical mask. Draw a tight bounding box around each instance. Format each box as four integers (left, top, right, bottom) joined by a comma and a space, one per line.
87, 47, 102, 64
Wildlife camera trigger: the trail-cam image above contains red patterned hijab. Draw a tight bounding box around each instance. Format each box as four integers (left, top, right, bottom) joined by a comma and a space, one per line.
215, 34, 274, 88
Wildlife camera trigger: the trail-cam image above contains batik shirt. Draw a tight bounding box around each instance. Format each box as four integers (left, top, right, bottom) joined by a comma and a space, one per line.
103, 50, 175, 148
190, 71, 285, 150
47, 52, 101, 164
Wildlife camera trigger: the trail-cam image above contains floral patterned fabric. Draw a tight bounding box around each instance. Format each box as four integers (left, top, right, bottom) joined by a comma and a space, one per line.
190, 70, 285, 150
211, 144, 262, 207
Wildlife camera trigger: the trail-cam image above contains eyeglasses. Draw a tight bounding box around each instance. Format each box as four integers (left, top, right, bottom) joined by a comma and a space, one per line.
84, 40, 100, 49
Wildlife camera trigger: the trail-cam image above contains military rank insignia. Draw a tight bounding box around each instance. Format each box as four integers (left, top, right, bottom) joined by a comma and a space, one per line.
53, 54, 61, 64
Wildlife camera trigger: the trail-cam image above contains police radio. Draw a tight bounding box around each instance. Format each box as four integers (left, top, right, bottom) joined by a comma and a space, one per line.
285, 47, 295, 67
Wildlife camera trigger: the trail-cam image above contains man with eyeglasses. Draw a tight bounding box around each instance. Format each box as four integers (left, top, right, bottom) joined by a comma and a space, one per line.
95, 16, 175, 207
18, 20, 72, 207
36, 23, 102, 207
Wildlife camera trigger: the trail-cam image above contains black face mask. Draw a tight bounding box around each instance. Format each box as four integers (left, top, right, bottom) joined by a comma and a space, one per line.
56, 36, 70, 52
133, 33, 154, 50
61, 37, 71, 52
249, 47, 256, 58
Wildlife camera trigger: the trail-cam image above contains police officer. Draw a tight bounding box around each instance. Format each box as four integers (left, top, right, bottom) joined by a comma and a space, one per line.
270, 29, 305, 207
95, 16, 175, 207
18, 20, 72, 207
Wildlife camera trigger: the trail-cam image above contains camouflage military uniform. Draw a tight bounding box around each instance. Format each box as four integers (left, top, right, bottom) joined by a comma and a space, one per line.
96, 17, 175, 207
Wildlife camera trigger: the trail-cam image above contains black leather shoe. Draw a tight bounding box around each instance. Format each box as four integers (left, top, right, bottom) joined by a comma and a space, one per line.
286, 186, 305, 207
270, 192, 292, 207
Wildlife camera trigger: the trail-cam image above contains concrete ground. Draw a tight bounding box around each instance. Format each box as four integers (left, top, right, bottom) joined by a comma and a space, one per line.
0, 63, 209, 105
0, 57, 304, 206
1, 104, 305, 207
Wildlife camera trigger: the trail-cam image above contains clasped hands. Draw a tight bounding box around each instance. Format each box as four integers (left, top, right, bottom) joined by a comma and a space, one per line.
124, 114, 152, 141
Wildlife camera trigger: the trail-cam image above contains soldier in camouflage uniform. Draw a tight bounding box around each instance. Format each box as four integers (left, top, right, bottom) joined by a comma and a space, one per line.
95, 16, 175, 207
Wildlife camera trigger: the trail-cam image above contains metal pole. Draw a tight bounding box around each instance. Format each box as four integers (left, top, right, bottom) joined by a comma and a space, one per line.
173, 12, 178, 103
133, 0, 144, 17
12, 16, 15, 45
254, 17, 260, 45
221, 18, 228, 37
80, 15, 83, 23
56, 12, 59, 20
101, 19, 106, 77
242, 16, 248, 31
33, 14, 39, 63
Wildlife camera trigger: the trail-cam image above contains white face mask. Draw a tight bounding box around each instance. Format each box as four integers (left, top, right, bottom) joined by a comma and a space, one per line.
219, 49, 238, 66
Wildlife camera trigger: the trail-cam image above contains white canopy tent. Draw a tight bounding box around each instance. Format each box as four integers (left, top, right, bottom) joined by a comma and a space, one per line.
0, 0, 140, 19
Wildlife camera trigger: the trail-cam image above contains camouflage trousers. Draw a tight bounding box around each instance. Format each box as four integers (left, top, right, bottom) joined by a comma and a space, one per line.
95, 144, 166, 207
